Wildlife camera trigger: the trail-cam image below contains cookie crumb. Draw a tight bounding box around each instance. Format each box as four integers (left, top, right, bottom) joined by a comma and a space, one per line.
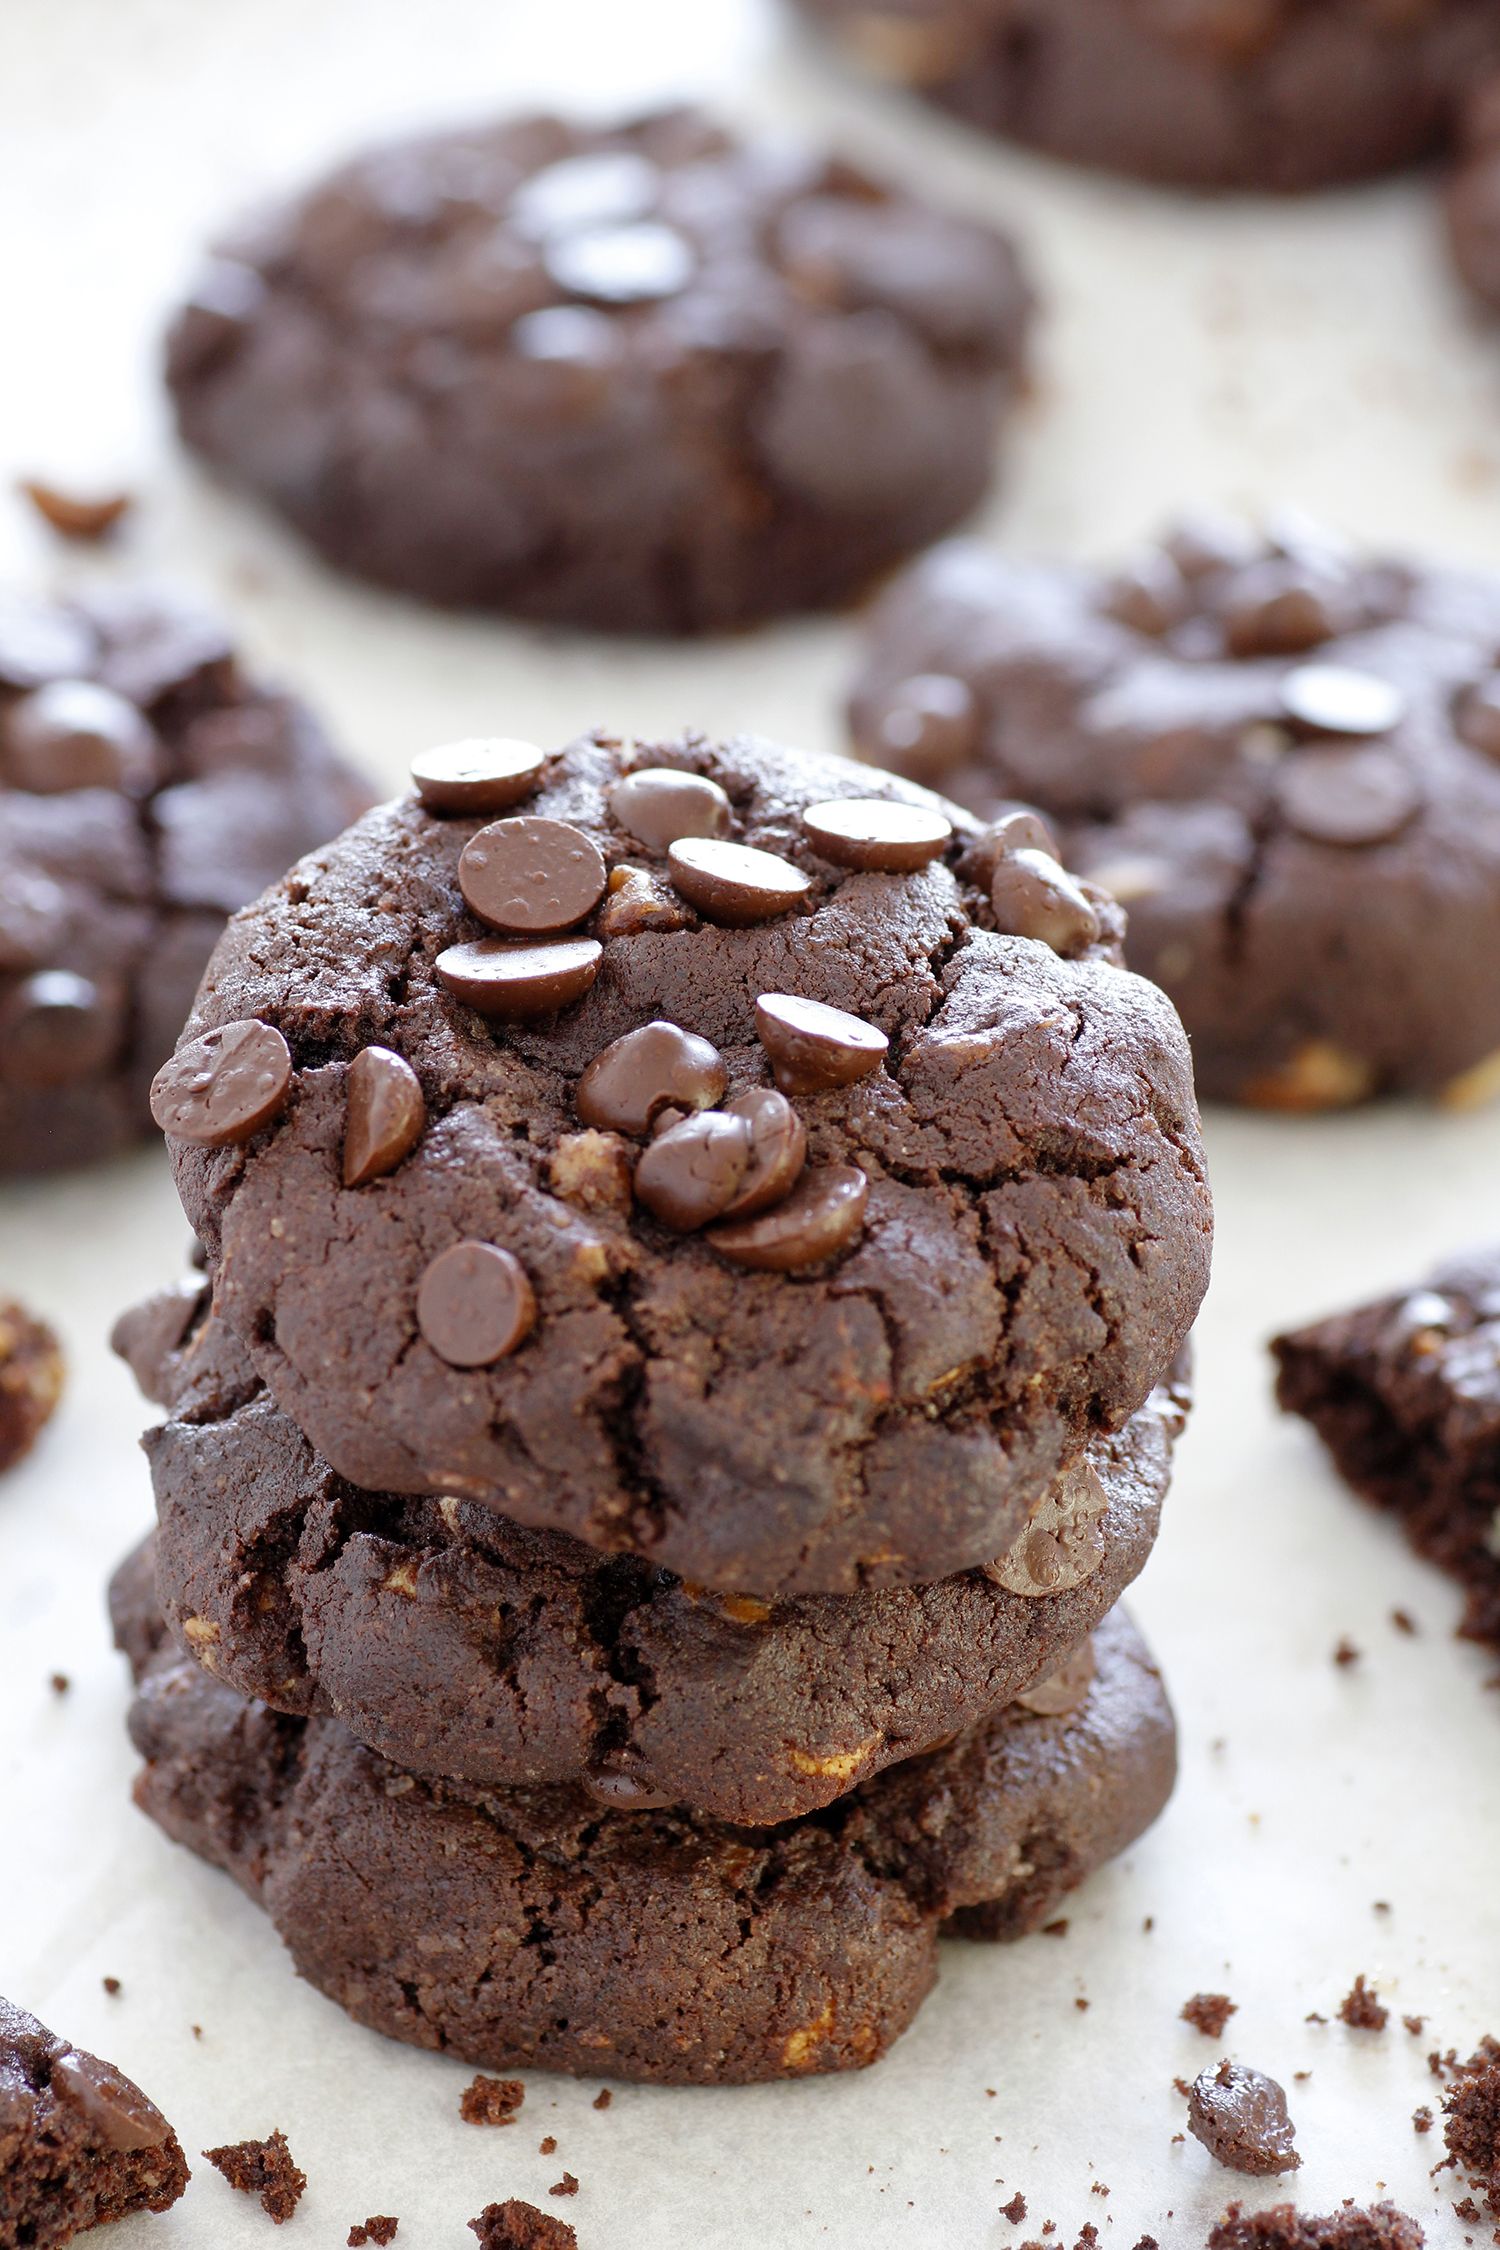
101, 1977, 121, 1997
1404, 2015, 1426, 2037
1187, 2061, 1301, 2176
1205, 2201, 1425, 2246
0, 1302, 64, 1473
50, 1673, 70, 1695
1182, 1993, 1238, 2037
1074, 1997, 1090, 2012
591, 2088, 612, 2111
1443, 2038, 1500, 2220
203, 2130, 306, 2223
1414, 2107, 1434, 2134
549, 2174, 579, 2199
1391, 1609, 1418, 1636
349, 2223, 399, 2246
1002, 2193, 1028, 2223
1042, 1919, 1069, 1937
1333, 1638, 1361, 1667
460, 2074, 524, 2126
539, 2134, 557, 2155
18, 478, 132, 540
469, 2202, 578, 2250
1339, 1975, 1389, 2031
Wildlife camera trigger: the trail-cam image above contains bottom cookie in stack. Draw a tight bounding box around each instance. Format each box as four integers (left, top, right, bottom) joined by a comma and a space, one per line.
111, 1543, 1175, 2086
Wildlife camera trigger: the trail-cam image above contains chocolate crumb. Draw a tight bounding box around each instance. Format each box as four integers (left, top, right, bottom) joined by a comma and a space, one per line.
0, 1302, 64, 1473
1339, 1975, 1389, 2030
1091, 2182, 1110, 2196
1374, 1902, 1392, 1915
1431, 2049, 1461, 2079
1133, 2238, 1160, 2250
539, 2134, 557, 2155
1002, 2193, 1028, 2223
1074, 1997, 1090, 2012
591, 2089, 611, 2111
1042, 1919, 1070, 1937
1183, 1994, 1238, 2037
50, 1673, 70, 1695
1333, 1638, 1362, 1667
1294, 2072, 1312, 2083
1404, 2016, 1426, 2037
1205, 2201, 1425, 2246
1391, 1610, 1419, 1636
1306, 2013, 1328, 2025
1187, 2061, 1301, 2176
549, 2174, 579, 2199
349, 2223, 399, 2247
1414, 2107, 1434, 2134
203, 2130, 306, 2223
1443, 2039, 1500, 2219
1175, 2077, 1193, 2098
469, 2202, 578, 2250
101, 1977, 121, 1996
460, 2073, 525, 2126
18, 478, 133, 541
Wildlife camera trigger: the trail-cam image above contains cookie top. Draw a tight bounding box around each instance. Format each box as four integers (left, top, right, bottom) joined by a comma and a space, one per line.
157, 727, 1210, 1596
114, 1546, 1177, 2086
119, 1278, 1185, 1823
850, 519, 1500, 1109
0, 583, 368, 1173
165, 107, 1031, 632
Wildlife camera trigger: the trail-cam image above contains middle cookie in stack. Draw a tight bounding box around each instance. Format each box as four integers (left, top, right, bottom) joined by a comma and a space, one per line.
119, 726, 1212, 2080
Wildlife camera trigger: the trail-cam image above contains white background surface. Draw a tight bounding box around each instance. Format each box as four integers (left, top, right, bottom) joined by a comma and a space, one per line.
1, 3, 1498, 2244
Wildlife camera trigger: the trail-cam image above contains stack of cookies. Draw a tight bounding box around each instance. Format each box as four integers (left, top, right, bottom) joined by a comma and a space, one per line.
110, 727, 1211, 2084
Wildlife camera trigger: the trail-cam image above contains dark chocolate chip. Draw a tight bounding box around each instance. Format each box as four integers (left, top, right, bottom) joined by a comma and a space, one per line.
990, 849, 1100, 955
755, 992, 888, 1095
343, 1047, 426, 1187
459, 815, 607, 935
1275, 746, 1421, 846
719, 1087, 807, 1219
149, 1019, 293, 1146
985, 1461, 1109, 1596
0, 971, 118, 1087
545, 221, 695, 303
801, 796, 952, 872
633, 1110, 752, 1231
574, 1020, 726, 1136
417, 1241, 536, 1367
607, 767, 732, 855
435, 936, 602, 1019
863, 674, 978, 782
582, 1764, 675, 1809
510, 149, 660, 240
1279, 664, 1405, 739
1187, 2060, 1301, 2177
1457, 674, 1500, 761
988, 808, 1060, 860
4, 680, 160, 794
1014, 1640, 1098, 1718
410, 739, 547, 815
666, 837, 811, 925
49, 2052, 169, 2154
1102, 552, 1184, 637
707, 1162, 868, 1271
1223, 565, 1338, 657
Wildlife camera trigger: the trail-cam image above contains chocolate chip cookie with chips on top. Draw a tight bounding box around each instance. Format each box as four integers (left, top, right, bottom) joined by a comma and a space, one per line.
848, 516, 1500, 1111
147, 727, 1212, 1600
165, 107, 1032, 632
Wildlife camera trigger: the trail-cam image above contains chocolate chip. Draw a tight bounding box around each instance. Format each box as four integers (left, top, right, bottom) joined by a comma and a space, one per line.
862, 673, 978, 782
719, 1088, 807, 1219
0, 869, 65, 972
987, 807, 1060, 860
434, 936, 602, 1019
990, 848, 1100, 955
575, 1020, 726, 1136
1275, 746, 1421, 846
666, 837, 811, 925
1015, 1641, 1097, 1718
1103, 552, 1184, 637
1279, 664, 1405, 739
49, 2052, 169, 2154
510, 150, 660, 240
1223, 564, 1338, 657
707, 1162, 868, 1271
0, 592, 95, 690
1187, 2061, 1301, 2177
458, 815, 607, 935
985, 1461, 1109, 1596
632, 1109, 752, 1231
410, 738, 547, 815
801, 796, 952, 872
546, 221, 695, 303
149, 1018, 293, 1146
4, 680, 160, 793
417, 1241, 536, 1367
1163, 512, 1259, 580
582, 1764, 674, 1809
1457, 674, 1500, 761
754, 992, 888, 1095
343, 1047, 425, 1187
0, 971, 118, 1087
608, 766, 732, 855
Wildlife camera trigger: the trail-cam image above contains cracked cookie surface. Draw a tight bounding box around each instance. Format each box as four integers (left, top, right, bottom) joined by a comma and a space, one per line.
161, 728, 1210, 1596
111, 1547, 1176, 2086
850, 521, 1500, 1110
118, 1281, 1186, 1823
165, 106, 1031, 632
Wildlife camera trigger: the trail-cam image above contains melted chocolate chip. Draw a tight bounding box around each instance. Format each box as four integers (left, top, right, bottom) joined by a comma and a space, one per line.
608, 767, 732, 854
574, 1020, 726, 1137
1275, 746, 1421, 847
707, 1162, 868, 1271
149, 1019, 293, 1146
633, 1110, 752, 1231
754, 992, 888, 1095
435, 937, 602, 1018
1279, 663, 1405, 739
800, 796, 952, 872
666, 837, 811, 925
990, 848, 1100, 955
985, 1461, 1109, 1596
1187, 2061, 1301, 2177
49, 2052, 170, 2154
410, 739, 547, 815
719, 1087, 807, 1218
417, 1241, 536, 1367
343, 1047, 426, 1187
459, 816, 607, 935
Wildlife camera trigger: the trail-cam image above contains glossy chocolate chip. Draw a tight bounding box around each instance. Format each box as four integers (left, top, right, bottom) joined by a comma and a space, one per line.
343, 1046, 426, 1187
666, 837, 811, 926
458, 815, 606, 935
633, 1109, 752, 1231
801, 796, 952, 872
1457, 674, 1500, 761
1015, 1641, 1098, 1719
434, 936, 602, 1019
988, 807, 1060, 861
545, 221, 695, 303
1274, 746, 1421, 847
49, 2053, 169, 2154
719, 1087, 807, 1220
984, 1461, 1109, 1596
582, 1764, 675, 1809
0, 970, 118, 1087
862, 673, 978, 782
1279, 664, 1405, 739
990, 848, 1100, 955
510, 150, 660, 241
410, 738, 547, 815
149, 1018, 293, 1146
575, 1019, 726, 1137
417, 1240, 536, 1368
608, 766, 732, 855
755, 992, 888, 1096
4, 680, 160, 794
707, 1162, 868, 1271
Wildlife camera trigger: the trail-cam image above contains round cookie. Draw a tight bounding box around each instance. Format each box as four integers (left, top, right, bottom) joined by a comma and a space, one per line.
1445, 75, 1500, 312
112, 1550, 1177, 2087
155, 728, 1211, 1596
165, 107, 1032, 633
117, 1279, 1187, 1825
0, 582, 368, 1173
848, 521, 1500, 1111
790, 0, 1500, 192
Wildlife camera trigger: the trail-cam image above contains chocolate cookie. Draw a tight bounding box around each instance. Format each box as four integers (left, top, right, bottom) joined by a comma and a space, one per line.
155, 728, 1210, 1596
0, 1300, 64, 1474
790, 0, 1500, 191
1272, 1247, 1500, 1649
1445, 75, 1500, 312
0, 583, 368, 1173
849, 520, 1500, 1111
0, 1996, 189, 2248
112, 1547, 1177, 2087
165, 108, 1032, 633
117, 1275, 1186, 1823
